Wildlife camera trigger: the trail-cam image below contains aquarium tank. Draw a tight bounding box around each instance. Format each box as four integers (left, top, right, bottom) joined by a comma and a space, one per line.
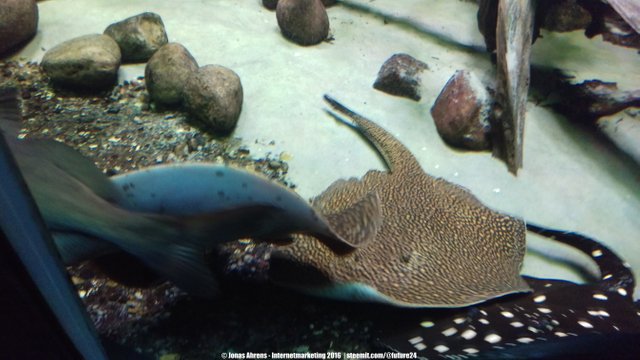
1, 0, 639, 359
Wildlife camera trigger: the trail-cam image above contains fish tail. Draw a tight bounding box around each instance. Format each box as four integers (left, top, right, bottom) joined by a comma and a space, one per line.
0, 86, 22, 136
323, 94, 420, 174
102, 212, 219, 297
526, 223, 635, 298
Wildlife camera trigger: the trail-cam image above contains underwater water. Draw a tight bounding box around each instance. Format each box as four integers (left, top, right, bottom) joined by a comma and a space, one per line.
2, 0, 640, 359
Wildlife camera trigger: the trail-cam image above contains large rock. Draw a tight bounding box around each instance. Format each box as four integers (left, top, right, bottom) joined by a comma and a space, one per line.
41, 34, 121, 90
431, 70, 492, 151
0, 0, 38, 55
104, 12, 168, 63
276, 0, 329, 46
264, 0, 336, 10
373, 53, 428, 101
183, 65, 243, 135
144, 43, 198, 107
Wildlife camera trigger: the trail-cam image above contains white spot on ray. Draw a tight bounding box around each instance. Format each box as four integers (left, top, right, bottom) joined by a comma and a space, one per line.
420, 321, 434, 328
434, 345, 449, 353
555, 332, 568, 337
414, 343, 427, 351
613, 325, 620, 331
517, 337, 534, 344
461, 329, 477, 340
544, 283, 552, 288
510, 321, 524, 328
578, 320, 594, 328
528, 326, 540, 333
538, 307, 552, 314
453, 317, 465, 324
480, 310, 488, 316
593, 293, 608, 301
618, 288, 628, 296
463, 348, 479, 354
591, 249, 603, 258
408, 336, 423, 345
501, 311, 514, 318
533, 295, 546, 303
588, 310, 610, 317
602, 274, 613, 280
442, 327, 457, 337
479, 319, 490, 325
485, 334, 502, 344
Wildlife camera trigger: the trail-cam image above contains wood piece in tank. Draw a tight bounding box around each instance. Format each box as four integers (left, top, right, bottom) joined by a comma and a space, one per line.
491, 0, 534, 174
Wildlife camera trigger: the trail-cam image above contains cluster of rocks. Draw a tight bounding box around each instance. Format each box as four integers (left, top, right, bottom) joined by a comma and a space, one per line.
370, 52, 492, 152
39, 12, 243, 135
0, 0, 39, 56
263, 0, 336, 46
145, 44, 243, 135
41, 12, 169, 90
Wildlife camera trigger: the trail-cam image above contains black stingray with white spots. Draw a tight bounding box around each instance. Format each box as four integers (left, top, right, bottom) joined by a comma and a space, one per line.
383, 224, 640, 359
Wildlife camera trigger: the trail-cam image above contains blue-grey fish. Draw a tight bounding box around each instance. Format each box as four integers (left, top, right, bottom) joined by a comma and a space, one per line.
0, 87, 381, 296
383, 223, 640, 359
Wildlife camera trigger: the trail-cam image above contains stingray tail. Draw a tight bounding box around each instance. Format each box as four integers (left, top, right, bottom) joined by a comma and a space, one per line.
526, 223, 634, 298
323, 94, 420, 174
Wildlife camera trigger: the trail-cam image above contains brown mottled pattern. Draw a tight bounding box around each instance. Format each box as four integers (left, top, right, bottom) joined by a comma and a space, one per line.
271, 96, 530, 307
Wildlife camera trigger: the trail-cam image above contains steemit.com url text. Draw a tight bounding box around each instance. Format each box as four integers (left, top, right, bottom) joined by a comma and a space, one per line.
220, 352, 418, 359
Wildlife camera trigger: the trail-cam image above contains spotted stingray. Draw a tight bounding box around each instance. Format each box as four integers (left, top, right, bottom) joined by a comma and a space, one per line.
268, 95, 530, 307
383, 224, 640, 359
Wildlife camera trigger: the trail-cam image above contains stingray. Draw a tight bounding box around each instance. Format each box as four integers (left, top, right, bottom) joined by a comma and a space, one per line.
383, 223, 640, 359
268, 95, 531, 307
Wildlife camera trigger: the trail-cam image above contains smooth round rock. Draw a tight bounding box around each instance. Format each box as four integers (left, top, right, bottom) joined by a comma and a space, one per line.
431, 70, 492, 151
263, 0, 278, 10
0, 0, 38, 55
41, 34, 121, 90
144, 43, 198, 107
265, 0, 335, 10
183, 65, 243, 135
276, 0, 329, 46
104, 12, 168, 63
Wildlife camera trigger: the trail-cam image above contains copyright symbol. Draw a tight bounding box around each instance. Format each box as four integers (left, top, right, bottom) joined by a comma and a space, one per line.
221, 353, 228, 359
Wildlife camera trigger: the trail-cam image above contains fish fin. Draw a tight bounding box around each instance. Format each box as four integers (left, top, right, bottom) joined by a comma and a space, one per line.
98, 211, 220, 298
51, 231, 118, 265
319, 191, 383, 249
0, 87, 22, 137
21, 139, 127, 205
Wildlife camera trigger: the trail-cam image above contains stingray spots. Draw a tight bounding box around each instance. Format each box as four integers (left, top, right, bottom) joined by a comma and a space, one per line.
578, 320, 594, 329
592, 293, 608, 301
517, 337, 534, 344
433, 345, 449, 353
510, 321, 524, 328
587, 310, 610, 317
461, 329, 477, 340
617, 288, 628, 296
501, 311, 514, 318
484, 333, 501, 344
538, 307, 552, 314
463, 348, 479, 354
408, 336, 426, 351
533, 295, 546, 303
478, 319, 490, 325
420, 321, 434, 328
441, 327, 457, 337
591, 249, 603, 258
